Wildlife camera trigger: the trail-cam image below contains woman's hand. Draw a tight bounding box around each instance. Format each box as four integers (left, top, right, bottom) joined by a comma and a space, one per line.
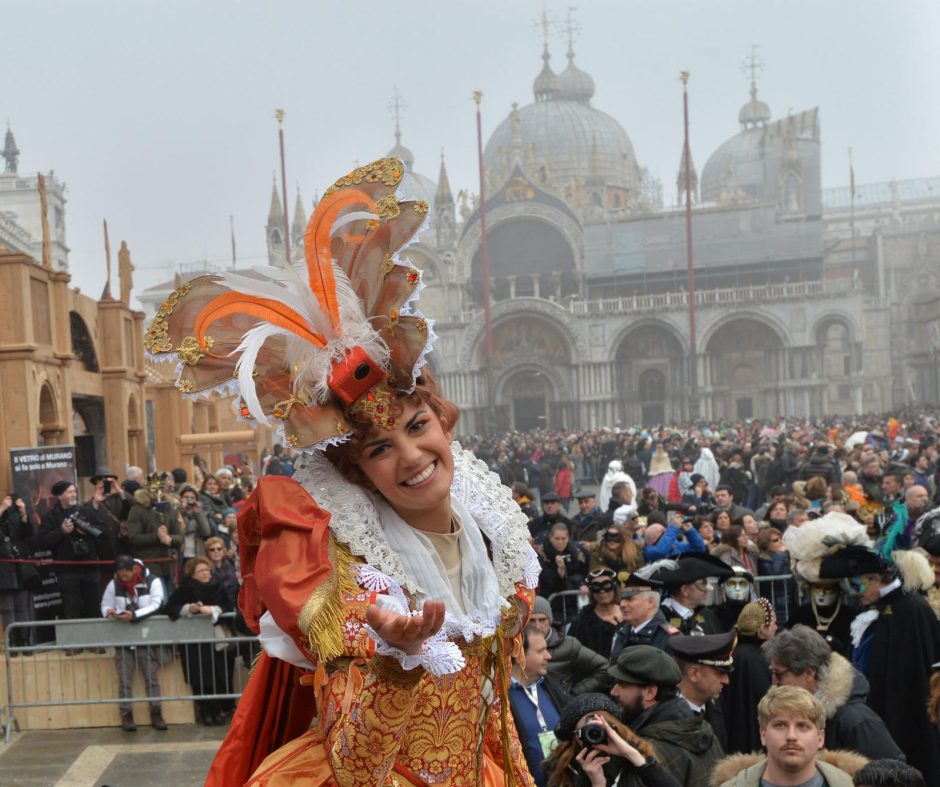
575, 746, 610, 787
590, 714, 647, 767
365, 599, 445, 656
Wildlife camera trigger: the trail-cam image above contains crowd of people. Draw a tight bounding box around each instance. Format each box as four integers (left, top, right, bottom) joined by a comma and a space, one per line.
499, 411, 940, 785
0, 448, 299, 728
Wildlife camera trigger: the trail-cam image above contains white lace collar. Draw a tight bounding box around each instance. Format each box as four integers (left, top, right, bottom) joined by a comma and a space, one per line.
292, 441, 540, 598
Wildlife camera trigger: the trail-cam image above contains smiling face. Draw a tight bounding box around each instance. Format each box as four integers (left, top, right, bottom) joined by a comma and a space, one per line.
354, 399, 455, 525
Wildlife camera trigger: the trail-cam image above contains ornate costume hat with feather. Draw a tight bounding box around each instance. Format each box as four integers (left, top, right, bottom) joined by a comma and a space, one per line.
782, 512, 870, 585
144, 157, 434, 451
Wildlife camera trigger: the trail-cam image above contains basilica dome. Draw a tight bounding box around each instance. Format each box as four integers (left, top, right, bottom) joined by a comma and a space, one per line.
484, 50, 640, 196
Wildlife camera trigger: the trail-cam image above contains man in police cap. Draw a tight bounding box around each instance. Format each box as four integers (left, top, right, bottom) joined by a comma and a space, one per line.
528, 491, 575, 546
609, 570, 677, 661
669, 629, 737, 752
607, 644, 724, 787
651, 553, 732, 636
820, 544, 940, 784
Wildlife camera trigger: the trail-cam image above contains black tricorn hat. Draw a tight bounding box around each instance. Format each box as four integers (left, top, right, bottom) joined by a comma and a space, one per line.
819, 544, 890, 580
653, 553, 734, 588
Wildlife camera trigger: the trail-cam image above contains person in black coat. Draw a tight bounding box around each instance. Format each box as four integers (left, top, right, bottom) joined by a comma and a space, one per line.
820, 546, 940, 781
784, 583, 856, 657
568, 569, 622, 659
530, 493, 576, 547
37, 481, 106, 621
719, 599, 775, 754
0, 495, 35, 644
762, 623, 904, 762
164, 556, 235, 726
539, 523, 589, 623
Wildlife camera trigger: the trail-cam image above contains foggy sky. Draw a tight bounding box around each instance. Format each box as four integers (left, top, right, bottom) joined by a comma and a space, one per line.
4, 0, 939, 305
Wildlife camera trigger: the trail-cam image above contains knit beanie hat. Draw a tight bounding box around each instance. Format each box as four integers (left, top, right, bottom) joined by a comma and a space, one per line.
533, 596, 553, 621
554, 693, 622, 741
736, 598, 774, 637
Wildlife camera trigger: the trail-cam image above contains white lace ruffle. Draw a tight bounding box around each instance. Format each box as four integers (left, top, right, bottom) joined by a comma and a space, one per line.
850, 609, 879, 648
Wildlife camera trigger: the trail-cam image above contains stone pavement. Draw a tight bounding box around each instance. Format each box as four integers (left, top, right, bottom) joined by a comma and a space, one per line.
0, 724, 227, 786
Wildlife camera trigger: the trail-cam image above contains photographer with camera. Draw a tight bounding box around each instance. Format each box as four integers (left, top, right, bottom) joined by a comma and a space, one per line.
100, 555, 167, 732
544, 693, 680, 787
84, 468, 126, 561
0, 493, 36, 647
509, 624, 572, 786
539, 523, 589, 623
126, 480, 183, 598
38, 480, 107, 625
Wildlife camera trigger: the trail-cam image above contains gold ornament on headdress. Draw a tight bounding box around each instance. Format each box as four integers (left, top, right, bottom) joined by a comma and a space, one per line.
144, 158, 434, 450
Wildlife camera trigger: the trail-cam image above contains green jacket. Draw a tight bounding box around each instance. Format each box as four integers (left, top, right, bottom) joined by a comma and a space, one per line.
126, 491, 183, 578
633, 697, 725, 787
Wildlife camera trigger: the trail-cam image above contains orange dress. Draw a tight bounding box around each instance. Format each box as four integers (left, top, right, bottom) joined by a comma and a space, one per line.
208, 456, 540, 787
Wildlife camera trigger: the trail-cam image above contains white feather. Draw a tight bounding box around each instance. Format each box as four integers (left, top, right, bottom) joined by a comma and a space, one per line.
329, 210, 378, 237
233, 323, 291, 424
216, 270, 332, 339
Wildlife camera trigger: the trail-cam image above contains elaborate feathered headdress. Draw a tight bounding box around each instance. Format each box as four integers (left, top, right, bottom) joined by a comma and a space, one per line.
144, 158, 434, 451
782, 512, 870, 585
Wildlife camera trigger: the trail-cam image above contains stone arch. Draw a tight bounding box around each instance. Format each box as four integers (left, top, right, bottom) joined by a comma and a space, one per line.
38, 381, 62, 444
699, 310, 789, 352
613, 320, 687, 425
69, 312, 100, 372
495, 364, 561, 431
703, 316, 787, 419
469, 214, 579, 301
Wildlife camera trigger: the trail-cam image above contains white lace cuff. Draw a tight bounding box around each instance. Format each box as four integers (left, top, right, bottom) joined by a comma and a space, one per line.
365, 621, 466, 677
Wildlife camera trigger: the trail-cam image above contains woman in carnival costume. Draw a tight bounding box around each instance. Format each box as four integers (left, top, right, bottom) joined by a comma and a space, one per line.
145, 158, 541, 786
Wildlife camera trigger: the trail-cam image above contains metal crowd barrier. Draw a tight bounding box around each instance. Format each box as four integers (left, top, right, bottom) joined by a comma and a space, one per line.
546, 573, 803, 630
2, 614, 260, 742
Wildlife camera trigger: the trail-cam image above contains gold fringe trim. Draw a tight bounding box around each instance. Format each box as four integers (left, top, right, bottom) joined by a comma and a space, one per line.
298, 536, 360, 664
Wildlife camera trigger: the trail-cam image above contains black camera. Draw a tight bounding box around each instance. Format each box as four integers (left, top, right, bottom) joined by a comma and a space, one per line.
577, 722, 608, 748
69, 512, 104, 540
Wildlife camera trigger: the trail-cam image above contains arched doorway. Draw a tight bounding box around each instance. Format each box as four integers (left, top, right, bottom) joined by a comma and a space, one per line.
637, 369, 667, 425
502, 370, 554, 431
614, 323, 685, 425
704, 318, 784, 419
38, 383, 60, 445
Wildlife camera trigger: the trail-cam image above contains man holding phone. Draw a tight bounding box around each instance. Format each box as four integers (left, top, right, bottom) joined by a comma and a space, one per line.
126, 480, 183, 597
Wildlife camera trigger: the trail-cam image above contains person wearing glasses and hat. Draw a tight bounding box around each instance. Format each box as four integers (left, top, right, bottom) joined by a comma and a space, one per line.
669, 630, 737, 752
820, 544, 940, 782
568, 568, 624, 659
609, 572, 677, 661
650, 554, 732, 637
607, 645, 723, 787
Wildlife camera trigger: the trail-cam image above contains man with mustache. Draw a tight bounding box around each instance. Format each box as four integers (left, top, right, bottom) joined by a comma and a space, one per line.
712, 686, 867, 786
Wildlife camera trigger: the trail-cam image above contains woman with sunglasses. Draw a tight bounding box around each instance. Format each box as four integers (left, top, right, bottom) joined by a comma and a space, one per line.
567, 568, 623, 659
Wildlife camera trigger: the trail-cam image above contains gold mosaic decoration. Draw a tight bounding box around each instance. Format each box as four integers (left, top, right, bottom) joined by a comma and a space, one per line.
323, 158, 404, 196
177, 335, 213, 366
374, 194, 401, 220
144, 282, 192, 354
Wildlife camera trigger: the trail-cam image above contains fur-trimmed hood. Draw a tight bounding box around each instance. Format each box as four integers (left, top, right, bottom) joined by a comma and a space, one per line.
894, 548, 934, 593
816, 652, 856, 719
710, 749, 868, 786
132, 489, 152, 508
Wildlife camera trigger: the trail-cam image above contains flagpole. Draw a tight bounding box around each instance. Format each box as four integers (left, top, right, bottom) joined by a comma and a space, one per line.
474, 90, 495, 433
681, 71, 698, 422
276, 109, 291, 265
849, 147, 856, 273
230, 214, 237, 269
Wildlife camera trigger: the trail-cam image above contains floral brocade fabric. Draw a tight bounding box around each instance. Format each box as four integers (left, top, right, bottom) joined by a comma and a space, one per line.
248, 581, 536, 787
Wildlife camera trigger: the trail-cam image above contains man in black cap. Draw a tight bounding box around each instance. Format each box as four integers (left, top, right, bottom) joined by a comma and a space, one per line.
821, 544, 940, 783
609, 571, 676, 661
570, 491, 601, 543
654, 553, 730, 636
669, 630, 737, 751
528, 491, 575, 547
607, 645, 724, 787
38, 480, 107, 625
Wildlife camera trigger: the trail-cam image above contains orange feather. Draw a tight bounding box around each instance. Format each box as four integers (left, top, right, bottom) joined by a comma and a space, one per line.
303, 189, 377, 332
194, 292, 327, 350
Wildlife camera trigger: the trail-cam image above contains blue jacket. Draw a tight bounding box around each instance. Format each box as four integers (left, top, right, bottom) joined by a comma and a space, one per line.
644, 524, 706, 562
